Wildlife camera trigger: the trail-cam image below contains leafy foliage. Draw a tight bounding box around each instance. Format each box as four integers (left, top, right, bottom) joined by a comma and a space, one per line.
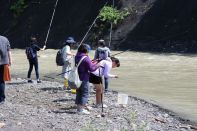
98, 6, 130, 25
88, 6, 130, 44
10, 0, 27, 17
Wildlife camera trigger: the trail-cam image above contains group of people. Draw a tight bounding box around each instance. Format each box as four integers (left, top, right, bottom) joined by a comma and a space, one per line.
60, 37, 120, 114
0, 35, 120, 115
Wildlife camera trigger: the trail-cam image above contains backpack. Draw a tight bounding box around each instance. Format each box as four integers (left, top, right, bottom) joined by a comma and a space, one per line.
95, 47, 110, 60
56, 49, 64, 66
25, 47, 36, 59
68, 56, 87, 89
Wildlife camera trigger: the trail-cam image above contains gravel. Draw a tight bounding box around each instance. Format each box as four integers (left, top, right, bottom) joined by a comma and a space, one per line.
0, 78, 195, 131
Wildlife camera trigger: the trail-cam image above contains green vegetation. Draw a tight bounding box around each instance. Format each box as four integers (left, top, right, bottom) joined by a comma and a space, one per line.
89, 6, 130, 44
10, 0, 27, 17
98, 6, 130, 25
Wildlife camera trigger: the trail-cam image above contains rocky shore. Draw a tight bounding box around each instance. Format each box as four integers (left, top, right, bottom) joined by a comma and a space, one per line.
0, 78, 196, 131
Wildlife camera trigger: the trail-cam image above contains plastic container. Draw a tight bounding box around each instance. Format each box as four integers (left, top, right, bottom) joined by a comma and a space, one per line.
117, 93, 128, 105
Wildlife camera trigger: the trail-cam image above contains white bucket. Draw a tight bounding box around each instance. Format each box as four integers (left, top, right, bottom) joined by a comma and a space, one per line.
117, 93, 128, 105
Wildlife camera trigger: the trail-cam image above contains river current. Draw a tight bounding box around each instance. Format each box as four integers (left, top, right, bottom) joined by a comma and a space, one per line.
110, 51, 197, 123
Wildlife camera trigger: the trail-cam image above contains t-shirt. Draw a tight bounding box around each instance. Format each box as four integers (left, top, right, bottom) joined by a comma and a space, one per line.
0, 36, 11, 65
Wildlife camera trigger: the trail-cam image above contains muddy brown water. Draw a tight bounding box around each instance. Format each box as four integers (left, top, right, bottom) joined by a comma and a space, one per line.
11, 49, 197, 123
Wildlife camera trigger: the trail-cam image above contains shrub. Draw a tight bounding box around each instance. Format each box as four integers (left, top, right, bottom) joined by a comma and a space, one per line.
98, 6, 130, 25
10, 0, 27, 17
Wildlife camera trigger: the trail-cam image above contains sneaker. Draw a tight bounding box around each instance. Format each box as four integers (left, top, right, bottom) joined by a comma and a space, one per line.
0, 100, 5, 105
78, 109, 90, 115
93, 104, 108, 108
103, 104, 108, 108
85, 106, 93, 111
37, 80, 42, 83
105, 89, 109, 93
28, 80, 33, 83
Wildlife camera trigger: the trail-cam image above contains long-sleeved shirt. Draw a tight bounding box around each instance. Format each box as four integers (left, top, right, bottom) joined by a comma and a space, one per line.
91, 57, 116, 78
75, 52, 98, 81
62, 45, 72, 62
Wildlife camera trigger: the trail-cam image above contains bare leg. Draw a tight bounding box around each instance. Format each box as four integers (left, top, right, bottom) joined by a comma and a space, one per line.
95, 84, 102, 105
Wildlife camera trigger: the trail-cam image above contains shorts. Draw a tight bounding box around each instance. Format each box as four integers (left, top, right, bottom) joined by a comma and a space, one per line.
89, 73, 102, 84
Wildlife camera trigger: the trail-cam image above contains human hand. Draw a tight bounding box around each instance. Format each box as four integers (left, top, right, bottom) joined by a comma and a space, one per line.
114, 75, 118, 78
92, 59, 97, 64
9, 61, 12, 66
43, 45, 46, 49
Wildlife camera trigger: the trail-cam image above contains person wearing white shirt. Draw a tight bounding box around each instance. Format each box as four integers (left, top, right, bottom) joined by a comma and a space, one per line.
62, 37, 76, 89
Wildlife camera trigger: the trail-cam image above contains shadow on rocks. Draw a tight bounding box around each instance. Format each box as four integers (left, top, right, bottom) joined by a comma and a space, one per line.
52, 98, 75, 102
52, 106, 76, 114
40, 87, 63, 92
7, 81, 27, 85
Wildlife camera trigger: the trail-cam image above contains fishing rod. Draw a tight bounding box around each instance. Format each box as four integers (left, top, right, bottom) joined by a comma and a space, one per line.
44, 69, 72, 79
111, 49, 130, 57
79, 2, 108, 47
44, 0, 59, 46
79, 16, 98, 46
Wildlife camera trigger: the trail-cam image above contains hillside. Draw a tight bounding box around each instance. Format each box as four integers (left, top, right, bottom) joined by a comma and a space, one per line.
0, 0, 116, 48
116, 0, 197, 53
1, 0, 197, 53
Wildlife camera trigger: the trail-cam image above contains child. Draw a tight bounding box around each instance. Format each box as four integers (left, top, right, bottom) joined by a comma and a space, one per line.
90, 57, 120, 107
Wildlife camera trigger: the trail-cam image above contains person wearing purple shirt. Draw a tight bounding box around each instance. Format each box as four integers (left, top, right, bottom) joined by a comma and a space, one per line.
75, 44, 99, 114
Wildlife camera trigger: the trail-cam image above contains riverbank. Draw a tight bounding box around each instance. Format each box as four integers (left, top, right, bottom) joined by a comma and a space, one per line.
8, 49, 197, 127
0, 78, 196, 130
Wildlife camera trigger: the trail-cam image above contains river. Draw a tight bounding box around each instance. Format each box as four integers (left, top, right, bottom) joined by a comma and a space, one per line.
11, 49, 197, 123
110, 51, 197, 123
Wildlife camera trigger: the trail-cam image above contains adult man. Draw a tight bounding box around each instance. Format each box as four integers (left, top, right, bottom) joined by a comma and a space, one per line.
0, 35, 12, 103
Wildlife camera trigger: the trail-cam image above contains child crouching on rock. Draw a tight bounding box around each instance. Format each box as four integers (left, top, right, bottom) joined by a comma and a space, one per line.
75, 44, 100, 114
